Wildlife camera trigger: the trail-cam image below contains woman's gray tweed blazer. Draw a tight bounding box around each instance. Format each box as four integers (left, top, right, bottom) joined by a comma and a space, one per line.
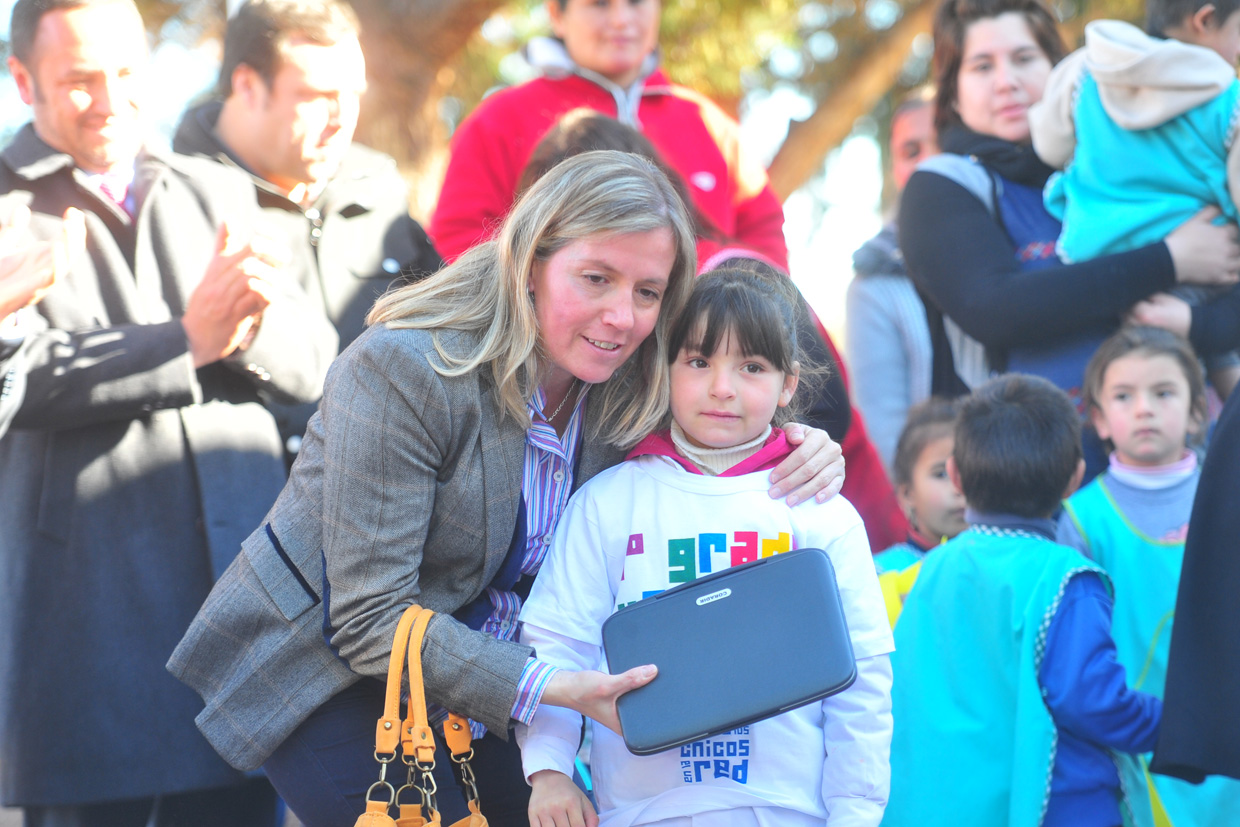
169, 323, 624, 771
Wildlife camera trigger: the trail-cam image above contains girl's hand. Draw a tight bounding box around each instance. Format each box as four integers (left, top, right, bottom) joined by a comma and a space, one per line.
539, 665, 657, 735
528, 770, 598, 827
1127, 293, 1192, 338
769, 424, 845, 506
1165, 207, 1240, 286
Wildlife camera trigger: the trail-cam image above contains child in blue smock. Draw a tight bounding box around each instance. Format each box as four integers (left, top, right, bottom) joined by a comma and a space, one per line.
1059, 326, 1240, 827
884, 375, 1161, 827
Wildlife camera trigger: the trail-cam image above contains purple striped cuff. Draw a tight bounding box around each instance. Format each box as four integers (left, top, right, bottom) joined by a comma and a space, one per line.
510, 658, 560, 725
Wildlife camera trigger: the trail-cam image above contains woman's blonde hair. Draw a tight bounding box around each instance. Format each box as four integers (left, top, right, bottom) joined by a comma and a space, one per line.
368, 150, 697, 446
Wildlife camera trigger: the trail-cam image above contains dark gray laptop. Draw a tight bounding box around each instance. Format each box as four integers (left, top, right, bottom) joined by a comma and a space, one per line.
601, 547, 857, 756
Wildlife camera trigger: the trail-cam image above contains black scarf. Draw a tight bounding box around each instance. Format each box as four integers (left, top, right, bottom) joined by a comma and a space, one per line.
939, 125, 1054, 189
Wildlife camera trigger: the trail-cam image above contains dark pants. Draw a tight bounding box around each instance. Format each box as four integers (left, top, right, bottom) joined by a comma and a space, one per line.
262, 679, 531, 827
22, 778, 279, 827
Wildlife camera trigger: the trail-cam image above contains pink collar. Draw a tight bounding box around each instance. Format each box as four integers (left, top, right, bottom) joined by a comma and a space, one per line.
626, 428, 793, 476
1108, 450, 1198, 490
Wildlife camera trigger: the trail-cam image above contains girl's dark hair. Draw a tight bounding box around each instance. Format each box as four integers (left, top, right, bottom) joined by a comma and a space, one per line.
1083, 326, 1208, 448
932, 0, 1066, 134
667, 264, 805, 426
892, 396, 961, 487
517, 109, 721, 242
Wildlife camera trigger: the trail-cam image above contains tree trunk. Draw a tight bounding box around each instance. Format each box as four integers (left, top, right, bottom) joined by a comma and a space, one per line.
766, 0, 937, 202
347, 0, 508, 218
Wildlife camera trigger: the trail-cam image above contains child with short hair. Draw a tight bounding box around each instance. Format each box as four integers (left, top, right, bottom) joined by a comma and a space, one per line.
1029, 0, 1240, 396
517, 267, 894, 826
874, 397, 965, 625
883, 374, 1161, 827
1058, 326, 1240, 826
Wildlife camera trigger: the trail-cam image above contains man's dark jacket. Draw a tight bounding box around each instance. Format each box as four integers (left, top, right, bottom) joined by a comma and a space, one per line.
174, 101, 442, 454
0, 124, 336, 806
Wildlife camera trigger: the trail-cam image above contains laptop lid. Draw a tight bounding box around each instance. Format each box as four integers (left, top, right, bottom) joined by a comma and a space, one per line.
601, 547, 857, 755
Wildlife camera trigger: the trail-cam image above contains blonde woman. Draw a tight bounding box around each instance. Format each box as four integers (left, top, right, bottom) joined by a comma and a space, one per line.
170, 151, 844, 827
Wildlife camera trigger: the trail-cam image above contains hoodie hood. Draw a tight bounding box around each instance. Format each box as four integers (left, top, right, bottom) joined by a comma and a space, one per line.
173, 100, 309, 206
851, 224, 907, 279
1085, 19, 1236, 129
173, 101, 234, 167
1031, 19, 1236, 167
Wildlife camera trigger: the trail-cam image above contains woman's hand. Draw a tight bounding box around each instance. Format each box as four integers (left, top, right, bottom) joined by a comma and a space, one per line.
528, 770, 598, 827
1127, 293, 1192, 338
769, 424, 845, 507
1165, 207, 1240, 286
539, 665, 656, 735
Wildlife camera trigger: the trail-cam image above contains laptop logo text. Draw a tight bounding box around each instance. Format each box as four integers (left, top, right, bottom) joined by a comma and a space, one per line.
696, 588, 732, 606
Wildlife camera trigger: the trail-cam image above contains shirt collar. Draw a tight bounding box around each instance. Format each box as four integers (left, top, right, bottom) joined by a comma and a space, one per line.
527, 383, 592, 429
523, 36, 660, 94
3, 122, 155, 189
1107, 450, 1198, 490
965, 508, 1058, 541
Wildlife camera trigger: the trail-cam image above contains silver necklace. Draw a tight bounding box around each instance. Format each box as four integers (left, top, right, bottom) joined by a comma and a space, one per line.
539, 378, 579, 422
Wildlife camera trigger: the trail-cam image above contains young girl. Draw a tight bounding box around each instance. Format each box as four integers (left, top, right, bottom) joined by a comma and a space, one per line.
515, 267, 894, 827
1058, 326, 1240, 827
874, 397, 965, 625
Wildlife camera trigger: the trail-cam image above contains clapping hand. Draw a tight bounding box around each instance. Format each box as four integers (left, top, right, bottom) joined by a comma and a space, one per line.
182, 221, 290, 368
0, 204, 85, 319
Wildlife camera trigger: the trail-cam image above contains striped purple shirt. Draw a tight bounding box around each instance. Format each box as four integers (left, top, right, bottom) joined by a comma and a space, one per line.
477, 385, 590, 735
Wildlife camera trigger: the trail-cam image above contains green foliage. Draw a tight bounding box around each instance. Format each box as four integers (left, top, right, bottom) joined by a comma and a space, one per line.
436, 0, 807, 122
131, 0, 223, 43
660, 0, 802, 105
117, 0, 1148, 130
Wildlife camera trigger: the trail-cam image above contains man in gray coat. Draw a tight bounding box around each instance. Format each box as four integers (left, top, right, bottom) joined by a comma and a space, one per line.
173, 0, 442, 462
0, 0, 337, 824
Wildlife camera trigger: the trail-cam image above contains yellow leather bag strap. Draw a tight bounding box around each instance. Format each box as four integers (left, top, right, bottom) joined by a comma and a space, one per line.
356, 604, 424, 827
403, 608, 488, 827
394, 607, 441, 826
377, 605, 422, 756
443, 714, 472, 758
402, 608, 438, 765
359, 605, 486, 827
